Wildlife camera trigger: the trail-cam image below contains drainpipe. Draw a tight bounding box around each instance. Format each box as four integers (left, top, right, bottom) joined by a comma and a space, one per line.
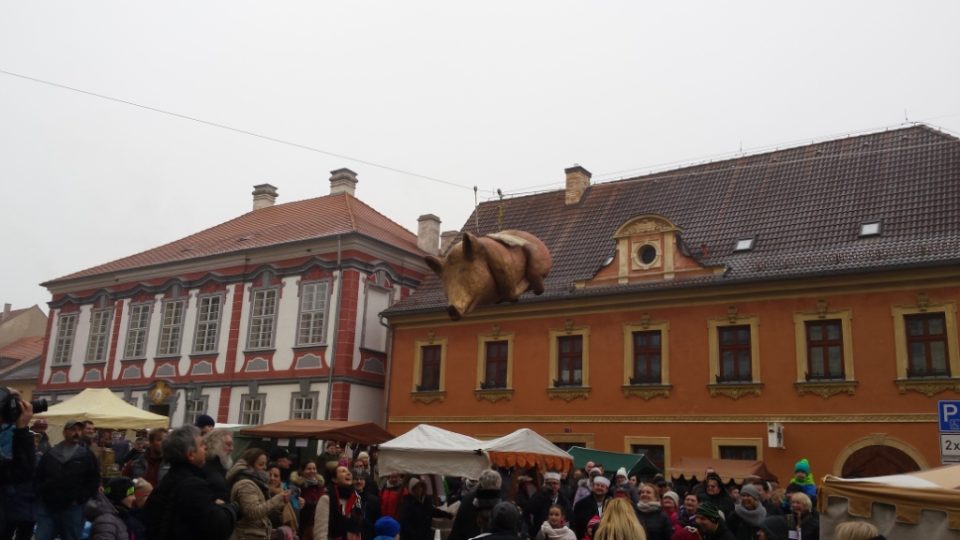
323, 235, 344, 420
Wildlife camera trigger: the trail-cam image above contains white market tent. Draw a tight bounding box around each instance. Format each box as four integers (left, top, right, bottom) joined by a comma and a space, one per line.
378, 424, 572, 479
36, 388, 169, 433
819, 465, 960, 540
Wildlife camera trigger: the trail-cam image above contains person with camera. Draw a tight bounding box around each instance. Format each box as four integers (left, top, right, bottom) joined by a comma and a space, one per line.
34, 419, 101, 540
0, 387, 36, 540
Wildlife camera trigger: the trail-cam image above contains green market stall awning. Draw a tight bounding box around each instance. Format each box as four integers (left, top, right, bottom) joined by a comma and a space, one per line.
567, 446, 661, 478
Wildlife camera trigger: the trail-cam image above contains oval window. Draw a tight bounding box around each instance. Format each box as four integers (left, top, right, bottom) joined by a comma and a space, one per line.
640, 245, 657, 265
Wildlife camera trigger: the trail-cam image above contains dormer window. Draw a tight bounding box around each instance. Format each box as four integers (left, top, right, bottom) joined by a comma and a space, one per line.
859, 221, 881, 237
734, 238, 755, 252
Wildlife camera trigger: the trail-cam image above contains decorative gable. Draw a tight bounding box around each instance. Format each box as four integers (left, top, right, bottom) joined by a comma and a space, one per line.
579, 215, 723, 288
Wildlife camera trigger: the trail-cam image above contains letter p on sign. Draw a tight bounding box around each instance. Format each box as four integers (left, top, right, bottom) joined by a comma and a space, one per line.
939, 401, 960, 432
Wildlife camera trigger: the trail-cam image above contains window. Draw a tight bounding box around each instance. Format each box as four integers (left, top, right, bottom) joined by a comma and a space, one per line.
184, 397, 208, 426
805, 320, 844, 379
734, 238, 755, 251
859, 221, 881, 237
418, 345, 442, 391
906, 313, 950, 377
156, 300, 185, 356
85, 309, 112, 363
707, 315, 761, 394
52, 313, 78, 366
239, 394, 265, 424
631, 330, 662, 384
718, 325, 752, 382
193, 295, 223, 353
625, 436, 671, 472
291, 393, 318, 419
247, 289, 278, 350
556, 335, 583, 387
124, 303, 152, 359
891, 301, 959, 389
631, 444, 666, 472
297, 282, 328, 346
482, 340, 509, 389
719, 446, 758, 460
712, 437, 762, 461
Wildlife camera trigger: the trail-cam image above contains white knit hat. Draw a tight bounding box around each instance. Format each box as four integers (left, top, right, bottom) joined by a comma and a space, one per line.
544, 472, 561, 481
615, 467, 628, 479
592, 476, 611, 487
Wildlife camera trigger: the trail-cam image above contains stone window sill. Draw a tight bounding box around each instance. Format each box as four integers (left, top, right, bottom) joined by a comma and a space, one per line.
475, 388, 514, 403
621, 383, 672, 400
795, 380, 858, 398
708, 382, 763, 400
895, 378, 960, 396
410, 390, 446, 404
546, 386, 591, 402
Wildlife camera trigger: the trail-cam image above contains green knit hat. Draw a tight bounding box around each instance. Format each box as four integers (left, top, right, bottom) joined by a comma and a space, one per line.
794, 458, 811, 474
696, 502, 723, 522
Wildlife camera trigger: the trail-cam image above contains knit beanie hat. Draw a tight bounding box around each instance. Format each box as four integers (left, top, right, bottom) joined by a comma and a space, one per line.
615, 467, 628, 479
374, 516, 401, 538
740, 484, 762, 501
794, 458, 811, 474
662, 490, 680, 507
105, 477, 136, 505
696, 502, 723, 522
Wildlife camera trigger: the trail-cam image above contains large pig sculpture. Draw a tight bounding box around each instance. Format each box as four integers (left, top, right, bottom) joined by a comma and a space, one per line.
425, 229, 552, 320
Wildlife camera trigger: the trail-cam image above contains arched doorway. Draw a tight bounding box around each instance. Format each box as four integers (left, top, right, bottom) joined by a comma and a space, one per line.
841, 445, 920, 478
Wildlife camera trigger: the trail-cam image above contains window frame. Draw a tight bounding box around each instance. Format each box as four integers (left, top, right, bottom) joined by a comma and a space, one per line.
184, 395, 209, 426
85, 308, 113, 364
905, 313, 951, 377
549, 328, 590, 388
623, 322, 670, 386
239, 393, 266, 425
52, 312, 78, 366
413, 338, 447, 393
192, 293, 225, 354
290, 391, 320, 420
711, 437, 763, 461
156, 299, 186, 357
892, 302, 960, 381
717, 324, 753, 383
246, 287, 279, 351
707, 316, 761, 385
477, 333, 514, 390
123, 302, 153, 360
624, 436, 671, 473
296, 280, 330, 346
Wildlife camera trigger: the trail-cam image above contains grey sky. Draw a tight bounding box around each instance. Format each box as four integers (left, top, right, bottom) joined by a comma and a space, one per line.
1, 1, 958, 312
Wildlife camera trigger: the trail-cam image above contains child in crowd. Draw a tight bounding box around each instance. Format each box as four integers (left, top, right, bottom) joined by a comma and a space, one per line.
535, 504, 575, 540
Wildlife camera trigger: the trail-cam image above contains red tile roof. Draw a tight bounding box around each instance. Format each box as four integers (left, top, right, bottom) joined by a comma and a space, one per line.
45, 193, 422, 285
388, 125, 960, 315
0, 336, 44, 364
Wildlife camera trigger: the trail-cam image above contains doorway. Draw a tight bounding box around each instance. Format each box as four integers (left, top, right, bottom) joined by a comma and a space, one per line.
148, 404, 170, 418
841, 445, 920, 478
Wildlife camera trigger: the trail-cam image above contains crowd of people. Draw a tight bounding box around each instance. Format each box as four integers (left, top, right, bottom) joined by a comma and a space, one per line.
0, 393, 887, 540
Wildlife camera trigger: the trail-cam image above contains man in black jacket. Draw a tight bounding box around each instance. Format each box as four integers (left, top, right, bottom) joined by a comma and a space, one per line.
571, 475, 610, 540
34, 419, 100, 540
0, 391, 34, 535
144, 425, 238, 540
524, 472, 571, 538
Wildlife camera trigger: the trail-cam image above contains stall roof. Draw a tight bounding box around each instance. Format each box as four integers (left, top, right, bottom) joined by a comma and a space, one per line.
239, 420, 393, 445
567, 447, 661, 478
670, 457, 778, 484
821, 465, 960, 530
37, 388, 168, 431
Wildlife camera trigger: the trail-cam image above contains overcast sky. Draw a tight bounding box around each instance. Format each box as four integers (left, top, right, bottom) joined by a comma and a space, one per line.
1, 1, 958, 312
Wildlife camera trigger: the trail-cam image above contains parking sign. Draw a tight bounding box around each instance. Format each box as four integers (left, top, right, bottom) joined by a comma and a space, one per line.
939, 401, 960, 432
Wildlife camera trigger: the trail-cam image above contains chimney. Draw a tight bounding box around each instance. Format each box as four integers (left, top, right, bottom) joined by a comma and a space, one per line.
330, 168, 358, 196
417, 214, 441, 254
565, 165, 592, 205
252, 184, 278, 210
440, 230, 458, 254
2, 303, 10, 321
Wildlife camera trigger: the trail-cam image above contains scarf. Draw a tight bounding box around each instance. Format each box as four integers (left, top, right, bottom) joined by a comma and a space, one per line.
637, 500, 662, 514
539, 521, 576, 540
733, 503, 766, 526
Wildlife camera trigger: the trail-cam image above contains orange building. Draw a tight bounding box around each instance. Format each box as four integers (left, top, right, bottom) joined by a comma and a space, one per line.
383, 125, 960, 481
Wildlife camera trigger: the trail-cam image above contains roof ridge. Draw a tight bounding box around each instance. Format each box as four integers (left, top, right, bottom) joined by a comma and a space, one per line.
342, 192, 358, 231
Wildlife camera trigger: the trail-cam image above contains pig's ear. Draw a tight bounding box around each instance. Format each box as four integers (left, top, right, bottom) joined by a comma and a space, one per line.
462, 232, 482, 261
425, 255, 444, 276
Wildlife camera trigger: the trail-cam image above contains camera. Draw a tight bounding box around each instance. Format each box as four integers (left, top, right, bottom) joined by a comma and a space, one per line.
0, 387, 48, 424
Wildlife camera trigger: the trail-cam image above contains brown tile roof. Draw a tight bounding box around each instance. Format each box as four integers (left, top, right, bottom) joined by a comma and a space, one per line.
45, 193, 422, 285
0, 336, 44, 375
388, 125, 960, 315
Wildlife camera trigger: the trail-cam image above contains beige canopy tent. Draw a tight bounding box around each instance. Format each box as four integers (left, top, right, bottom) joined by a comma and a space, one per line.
819, 465, 960, 539
36, 388, 168, 437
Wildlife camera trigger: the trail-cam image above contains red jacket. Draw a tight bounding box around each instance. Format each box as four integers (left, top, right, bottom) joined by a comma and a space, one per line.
379, 485, 407, 518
